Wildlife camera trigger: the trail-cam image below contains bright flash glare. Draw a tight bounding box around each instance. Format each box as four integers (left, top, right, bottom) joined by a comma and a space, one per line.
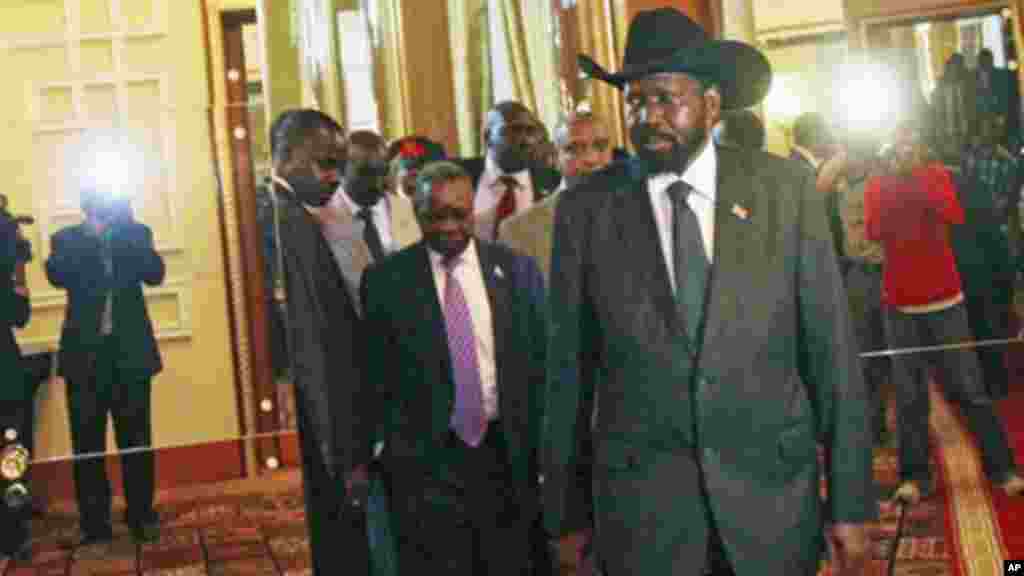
836, 63, 901, 137
72, 130, 148, 200
762, 76, 802, 122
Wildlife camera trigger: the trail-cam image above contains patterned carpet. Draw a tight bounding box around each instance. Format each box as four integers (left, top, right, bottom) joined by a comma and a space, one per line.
0, 471, 312, 575
0, 442, 957, 576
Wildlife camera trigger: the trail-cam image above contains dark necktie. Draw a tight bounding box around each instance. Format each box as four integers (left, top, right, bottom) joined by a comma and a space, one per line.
443, 256, 487, 446
356, 207, 385, 261
494, 176, 519, 235
666, 180, 709, 341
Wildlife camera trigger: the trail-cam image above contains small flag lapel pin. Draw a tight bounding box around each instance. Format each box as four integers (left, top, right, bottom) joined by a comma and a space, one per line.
731, 203, 749, 220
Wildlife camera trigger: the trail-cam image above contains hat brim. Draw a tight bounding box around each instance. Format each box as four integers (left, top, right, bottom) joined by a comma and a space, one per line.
579, 40, 772, 110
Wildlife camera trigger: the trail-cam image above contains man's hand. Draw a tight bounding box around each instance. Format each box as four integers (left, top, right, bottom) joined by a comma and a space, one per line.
828, 522, 868, 575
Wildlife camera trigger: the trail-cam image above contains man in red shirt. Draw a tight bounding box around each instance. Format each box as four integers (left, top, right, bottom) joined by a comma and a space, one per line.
865, 122, 1024, 503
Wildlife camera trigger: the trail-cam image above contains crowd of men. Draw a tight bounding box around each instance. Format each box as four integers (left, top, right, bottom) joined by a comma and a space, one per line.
264, 8, 894, 576
4, 6, 1024, 576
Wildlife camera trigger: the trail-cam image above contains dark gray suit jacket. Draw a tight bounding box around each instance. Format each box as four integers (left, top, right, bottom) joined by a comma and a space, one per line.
543, 146, 875, 574
274, 185, 372, 479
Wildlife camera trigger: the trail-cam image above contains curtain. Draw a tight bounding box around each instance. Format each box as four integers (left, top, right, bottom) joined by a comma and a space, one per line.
373, 0, 411, 140
572, 0, 627, 149
449, 0, 491, 156
498, 0, 561, 133
497, 0, 537, 112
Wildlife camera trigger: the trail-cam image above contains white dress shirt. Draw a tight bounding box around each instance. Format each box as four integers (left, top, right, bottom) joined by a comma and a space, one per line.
428, 241, 499, 420
648, 140, 717, 293
332, 185, 395, 252
475, 154, 535, 217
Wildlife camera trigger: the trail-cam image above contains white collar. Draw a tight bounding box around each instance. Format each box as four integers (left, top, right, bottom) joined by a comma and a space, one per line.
649, 139, 718, 203
271, 173, 323, 218
271, 173, 293, 193
333, 184, 388, 217
428, 238, 480, 270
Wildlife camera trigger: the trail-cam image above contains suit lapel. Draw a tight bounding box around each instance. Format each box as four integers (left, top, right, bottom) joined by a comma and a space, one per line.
410, 244, 454, 386
700, 147, 756, 362
475, 242, 507, 399
614, 159, 685, 340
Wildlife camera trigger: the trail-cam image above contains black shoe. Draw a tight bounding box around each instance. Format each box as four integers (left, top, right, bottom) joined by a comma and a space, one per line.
64, 526, 113, 548
131, 520, 160, 543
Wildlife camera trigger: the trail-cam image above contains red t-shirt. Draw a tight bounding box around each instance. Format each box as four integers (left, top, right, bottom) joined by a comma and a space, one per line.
864, 163, 964, 307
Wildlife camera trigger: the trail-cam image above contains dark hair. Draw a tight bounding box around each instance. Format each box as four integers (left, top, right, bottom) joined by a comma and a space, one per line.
412, 161, 472, 218
792, 112, 831, 151
718, 109, 765, 150
269, 109, 343, 167
348, 129, 386, 151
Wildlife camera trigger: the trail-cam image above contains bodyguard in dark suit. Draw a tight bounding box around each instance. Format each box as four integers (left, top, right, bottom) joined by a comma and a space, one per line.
361, 161, 546, 576
543, 9, 874, 576
457, 102, 561, 241
46, 189, 164, 543
267, 109, 371, 576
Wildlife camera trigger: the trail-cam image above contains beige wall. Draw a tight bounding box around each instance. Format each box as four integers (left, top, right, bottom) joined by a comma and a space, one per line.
753, 0, 845, 37
1, 1, 239, 460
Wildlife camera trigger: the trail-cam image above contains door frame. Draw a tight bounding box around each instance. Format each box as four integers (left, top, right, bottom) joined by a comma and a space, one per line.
220, 8, 287, 474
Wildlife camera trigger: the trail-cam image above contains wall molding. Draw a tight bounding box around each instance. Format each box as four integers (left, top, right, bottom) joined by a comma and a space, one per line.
19, 276, 193, 349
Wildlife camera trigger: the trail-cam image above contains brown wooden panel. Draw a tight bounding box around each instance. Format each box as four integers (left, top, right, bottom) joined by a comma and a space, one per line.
221, 9, 280, 472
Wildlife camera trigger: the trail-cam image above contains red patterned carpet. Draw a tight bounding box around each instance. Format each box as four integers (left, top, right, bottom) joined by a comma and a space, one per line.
0, 470, 312, 575
0, 451, 951, 576
10, 378, 1024, 574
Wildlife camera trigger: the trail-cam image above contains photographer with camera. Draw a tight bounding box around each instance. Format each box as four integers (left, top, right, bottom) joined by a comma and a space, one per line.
865, 122, 1024, 504
46, 187, 165, 545
0, 194, 33, 558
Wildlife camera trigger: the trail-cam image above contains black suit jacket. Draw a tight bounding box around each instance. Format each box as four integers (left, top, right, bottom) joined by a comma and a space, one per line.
45, 221, 164, 381
0, 219, 29, 403
543, 146, 874, 573
361, 240, 547, 500
273, 185, 372, 479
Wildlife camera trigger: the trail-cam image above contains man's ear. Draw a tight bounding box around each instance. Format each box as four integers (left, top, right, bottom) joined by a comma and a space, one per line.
704, 86, 723, 131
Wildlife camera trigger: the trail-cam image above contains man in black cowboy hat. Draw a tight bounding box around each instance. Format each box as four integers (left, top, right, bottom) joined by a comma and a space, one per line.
542, 8, 874, 576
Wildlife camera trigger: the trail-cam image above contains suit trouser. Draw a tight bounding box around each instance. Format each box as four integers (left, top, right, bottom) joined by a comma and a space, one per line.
391, 422, 530, 576
293, 383, 369, 576
843, 262, 891, 439
884, 302, 1018, 485
65, 336, 155, 533
963, 272, 1013, 399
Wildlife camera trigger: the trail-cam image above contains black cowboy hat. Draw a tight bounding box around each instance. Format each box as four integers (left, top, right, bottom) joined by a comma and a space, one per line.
578, 7, 772, 110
